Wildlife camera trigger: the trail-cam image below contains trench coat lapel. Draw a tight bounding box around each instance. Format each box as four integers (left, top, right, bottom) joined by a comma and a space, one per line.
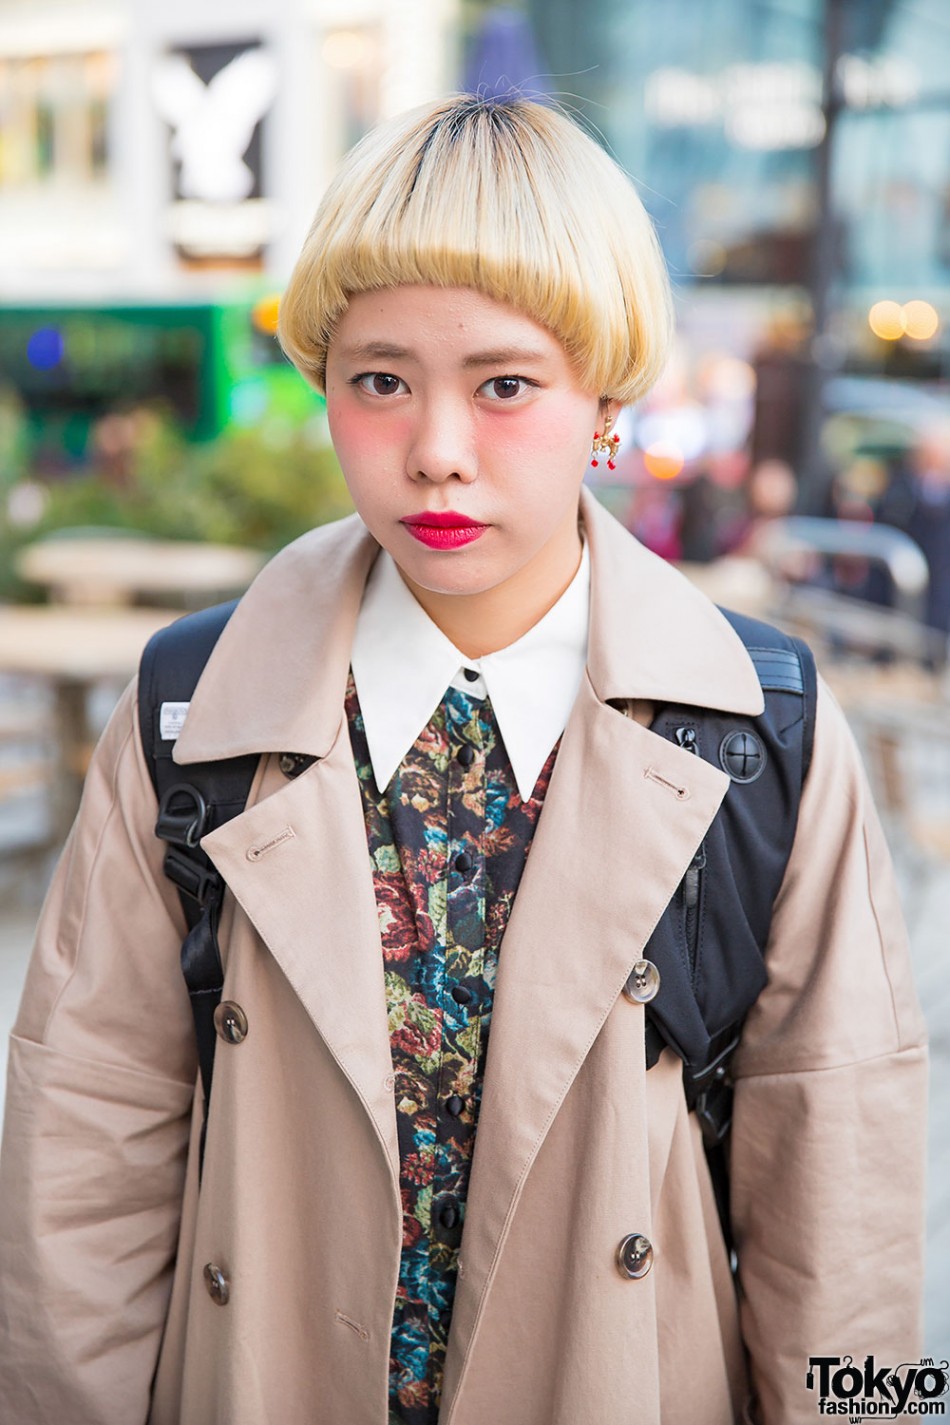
197, 745, 400, 1185
174, 510, 379, 763
174, 512, 401, 1184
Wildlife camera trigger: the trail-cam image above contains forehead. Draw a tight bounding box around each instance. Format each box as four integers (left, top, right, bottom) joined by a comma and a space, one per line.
328, 285, 569, 366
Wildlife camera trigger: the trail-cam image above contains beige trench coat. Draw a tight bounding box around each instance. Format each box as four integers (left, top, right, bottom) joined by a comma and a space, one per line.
0, 487, 928, 1424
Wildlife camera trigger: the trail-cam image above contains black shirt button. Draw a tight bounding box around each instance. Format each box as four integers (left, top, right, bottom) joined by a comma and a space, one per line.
463, 668, 480, 682
456, 744, 475, 768
454, 851, 473, 873
433, 1192, 463, 1246
451, 986, 473, 1006
439, 1199, 460, 1230
445, 1095, 465, 1117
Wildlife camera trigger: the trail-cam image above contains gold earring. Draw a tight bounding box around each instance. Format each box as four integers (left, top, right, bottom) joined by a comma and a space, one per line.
590, 415, 620, 470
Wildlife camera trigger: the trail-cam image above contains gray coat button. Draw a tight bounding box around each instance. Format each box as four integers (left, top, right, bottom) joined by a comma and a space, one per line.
622, 960, 660, 1004
214, 1001, 248, 1044
616, 1233, 654, 1279
203, 1262, 230, 1304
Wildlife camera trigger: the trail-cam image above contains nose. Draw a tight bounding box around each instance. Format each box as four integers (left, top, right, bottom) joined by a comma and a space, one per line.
407, 397, 477, 485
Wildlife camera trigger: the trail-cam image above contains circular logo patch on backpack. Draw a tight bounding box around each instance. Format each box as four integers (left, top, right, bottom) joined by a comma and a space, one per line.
719, 729, 766, 783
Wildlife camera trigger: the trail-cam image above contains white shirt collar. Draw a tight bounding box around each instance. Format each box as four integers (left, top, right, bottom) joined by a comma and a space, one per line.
350, 537, 590, 802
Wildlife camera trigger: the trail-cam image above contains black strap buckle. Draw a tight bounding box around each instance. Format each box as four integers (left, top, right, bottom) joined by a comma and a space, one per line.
687, 1027, 741, 1094
163, 845, 223, 909
692, 1075, 733, 1148
156, 784, 222, 910
684, 1025, 741, 1147
156, 783, 210, 850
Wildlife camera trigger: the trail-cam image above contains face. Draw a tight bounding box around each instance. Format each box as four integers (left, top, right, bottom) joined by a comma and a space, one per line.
324, 285, 601, 624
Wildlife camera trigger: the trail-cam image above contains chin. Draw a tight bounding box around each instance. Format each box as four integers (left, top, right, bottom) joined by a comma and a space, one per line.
410, 571, 502, 599
399, 556, 507, 600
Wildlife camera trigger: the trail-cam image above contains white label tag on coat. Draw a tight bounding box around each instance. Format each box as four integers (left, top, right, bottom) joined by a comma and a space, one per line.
160, 702, 190, 741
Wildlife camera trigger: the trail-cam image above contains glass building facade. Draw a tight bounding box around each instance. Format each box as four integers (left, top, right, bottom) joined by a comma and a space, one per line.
460, 0, 949, 510
515, 0, 949, 374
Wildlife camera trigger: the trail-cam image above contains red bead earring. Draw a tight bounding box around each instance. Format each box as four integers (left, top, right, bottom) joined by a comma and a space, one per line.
590, 419, 620, 471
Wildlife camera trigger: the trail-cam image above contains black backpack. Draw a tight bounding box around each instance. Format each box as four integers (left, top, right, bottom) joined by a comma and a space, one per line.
138, 600, 816, 1229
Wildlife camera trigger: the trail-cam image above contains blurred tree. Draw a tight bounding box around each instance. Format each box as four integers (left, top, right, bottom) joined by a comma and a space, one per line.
0, 409, 354, 599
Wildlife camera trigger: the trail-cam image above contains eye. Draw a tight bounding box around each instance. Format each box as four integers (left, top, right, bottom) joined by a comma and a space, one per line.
353, 372, 408, 396
478, 376, 534, 401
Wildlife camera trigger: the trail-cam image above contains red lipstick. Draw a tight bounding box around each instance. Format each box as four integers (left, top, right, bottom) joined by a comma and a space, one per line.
401, 511, 488, 550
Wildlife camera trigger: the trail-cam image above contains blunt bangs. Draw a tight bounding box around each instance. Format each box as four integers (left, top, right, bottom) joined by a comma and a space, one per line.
278, 95, 673, 405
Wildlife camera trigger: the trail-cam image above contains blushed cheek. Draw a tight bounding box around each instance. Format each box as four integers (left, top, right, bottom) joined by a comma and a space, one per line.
327, 402, 411, 477
495, 402, 593, 468
326, 401, 365, 465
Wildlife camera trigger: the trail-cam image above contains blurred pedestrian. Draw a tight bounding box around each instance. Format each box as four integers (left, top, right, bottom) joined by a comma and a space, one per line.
881, 420, 950, 635
729, 456, 798, 556
677, 471, 719, 562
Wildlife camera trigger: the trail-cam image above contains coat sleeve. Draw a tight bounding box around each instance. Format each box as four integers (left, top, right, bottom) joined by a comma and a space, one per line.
0, 680, 198, 1425
728, 675, 929, 1424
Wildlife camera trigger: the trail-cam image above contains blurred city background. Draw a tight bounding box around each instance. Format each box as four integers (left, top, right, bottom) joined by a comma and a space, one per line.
0, 0, 948, 1351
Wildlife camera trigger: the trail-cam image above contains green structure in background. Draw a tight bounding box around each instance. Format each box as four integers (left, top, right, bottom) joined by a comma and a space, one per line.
0, 298, 347, 598
0, 296, 323, 472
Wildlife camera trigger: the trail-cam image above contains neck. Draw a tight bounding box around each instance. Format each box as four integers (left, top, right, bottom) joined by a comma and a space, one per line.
402, 520, 584, 659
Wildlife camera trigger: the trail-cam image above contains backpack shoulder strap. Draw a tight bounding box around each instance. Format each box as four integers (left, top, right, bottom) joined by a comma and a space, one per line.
139, 599, 246, 831
717, 606, 818, 781
139, 599, 261, 918
646, 610, 818, 1252
645, 610, 818, 1113
138, 599, 259, 1174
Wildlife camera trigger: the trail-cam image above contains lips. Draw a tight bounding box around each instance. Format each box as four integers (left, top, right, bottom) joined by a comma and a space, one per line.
402, 511, 487, 529
400, 512, 489, 550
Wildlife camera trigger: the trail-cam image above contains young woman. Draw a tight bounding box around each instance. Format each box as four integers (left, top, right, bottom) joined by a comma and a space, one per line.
0, 95, 927, 1425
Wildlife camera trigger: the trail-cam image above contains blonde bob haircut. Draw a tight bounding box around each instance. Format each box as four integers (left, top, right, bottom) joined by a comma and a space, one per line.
278, 94, 674, 406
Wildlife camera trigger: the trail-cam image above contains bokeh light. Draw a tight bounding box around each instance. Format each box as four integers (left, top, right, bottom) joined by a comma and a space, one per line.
867, 301, 904, 341
901, 300, 939, 341
699, 354, 756, 400
252, 294, 281, 335
26, 327, 65, 371
644, 443, 685, 480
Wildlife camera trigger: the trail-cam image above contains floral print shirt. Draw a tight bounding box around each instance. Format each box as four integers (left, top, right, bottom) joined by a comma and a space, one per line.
344, 667, 560, 1425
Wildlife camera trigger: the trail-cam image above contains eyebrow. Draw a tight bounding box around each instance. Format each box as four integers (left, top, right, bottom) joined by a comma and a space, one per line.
337, 341, 550, 368
338, 342, 413, 362
461, 346, 549, 368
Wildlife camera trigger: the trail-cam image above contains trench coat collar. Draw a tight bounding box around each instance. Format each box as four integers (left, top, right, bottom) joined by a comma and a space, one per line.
173, 484, 763, 767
